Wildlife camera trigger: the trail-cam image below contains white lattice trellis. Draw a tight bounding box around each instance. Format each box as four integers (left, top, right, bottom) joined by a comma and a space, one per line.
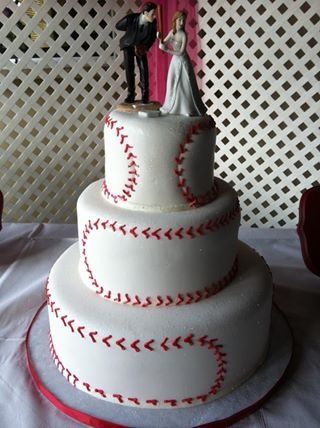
1, 0, 319, 226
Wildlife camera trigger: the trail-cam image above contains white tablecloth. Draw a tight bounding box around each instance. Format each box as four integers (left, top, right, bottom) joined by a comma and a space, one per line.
0, 224, 319, 428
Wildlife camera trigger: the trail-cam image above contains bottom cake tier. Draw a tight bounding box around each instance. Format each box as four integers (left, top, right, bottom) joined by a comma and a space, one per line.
47, 241, 272, 409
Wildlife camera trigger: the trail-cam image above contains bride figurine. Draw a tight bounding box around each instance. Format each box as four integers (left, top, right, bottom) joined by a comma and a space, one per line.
159, 11, 207, 116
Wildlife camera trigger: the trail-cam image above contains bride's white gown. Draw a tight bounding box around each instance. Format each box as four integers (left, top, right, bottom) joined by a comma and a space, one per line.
160, 38, 207, 116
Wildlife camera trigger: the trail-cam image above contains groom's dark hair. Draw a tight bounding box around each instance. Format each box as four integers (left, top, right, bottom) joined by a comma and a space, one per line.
142, 2, 157, 13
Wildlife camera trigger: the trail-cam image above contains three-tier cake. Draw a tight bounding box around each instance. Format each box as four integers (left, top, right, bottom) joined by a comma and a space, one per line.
46, 106, 273, 409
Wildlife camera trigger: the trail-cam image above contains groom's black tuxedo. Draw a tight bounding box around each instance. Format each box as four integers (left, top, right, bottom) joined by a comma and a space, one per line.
116, 13, 157, 51
116, 13, 157, 102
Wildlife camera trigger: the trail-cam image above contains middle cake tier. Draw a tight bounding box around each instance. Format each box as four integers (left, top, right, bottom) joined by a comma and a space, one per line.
77, 178, 240, 307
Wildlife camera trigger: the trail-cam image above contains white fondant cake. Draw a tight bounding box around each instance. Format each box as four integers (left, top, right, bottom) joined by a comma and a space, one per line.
103, 111, 217, 211
47, 107, 273, 409
47, 242, 271, 408
77, 178, 239, 306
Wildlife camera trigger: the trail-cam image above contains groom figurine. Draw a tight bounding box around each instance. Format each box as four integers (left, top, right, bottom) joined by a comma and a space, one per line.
116, 2, 157, 104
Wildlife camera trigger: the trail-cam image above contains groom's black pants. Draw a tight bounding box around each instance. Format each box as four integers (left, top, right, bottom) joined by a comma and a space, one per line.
123, 46, 149, 100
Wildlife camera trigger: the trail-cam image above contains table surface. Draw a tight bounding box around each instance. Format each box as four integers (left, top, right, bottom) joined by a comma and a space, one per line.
1, 223, 319, 428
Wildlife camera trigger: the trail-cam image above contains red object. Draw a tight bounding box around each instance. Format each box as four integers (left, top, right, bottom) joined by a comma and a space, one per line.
0, 190, 3, 231
297, 186, 320, 276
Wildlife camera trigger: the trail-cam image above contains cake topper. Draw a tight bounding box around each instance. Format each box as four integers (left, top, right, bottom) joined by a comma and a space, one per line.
159, 11, 207, 116
116, 2, 157, 105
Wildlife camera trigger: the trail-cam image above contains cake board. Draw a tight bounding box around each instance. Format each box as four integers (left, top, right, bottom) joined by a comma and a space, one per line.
26, 302, 293, 428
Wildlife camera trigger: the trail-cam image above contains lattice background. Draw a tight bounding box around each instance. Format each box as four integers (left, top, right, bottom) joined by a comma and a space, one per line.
1, 0, 319, 226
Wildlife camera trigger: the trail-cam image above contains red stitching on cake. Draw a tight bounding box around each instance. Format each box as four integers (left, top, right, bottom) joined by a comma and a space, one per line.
104, 290, 111, 299
116, 126, 124, 136
151, 228, 161, 240
114, 293, 121, 302
142, 297, 152, 307
128, 160, 138, 168
128, 176, 137, 185
142, 227, 150, 238
208, 338, 218, 349
128, 397, 140, 405
144, 339, 154, 351
68, 320, 75, 332
103, 117, 139, 204
67, 229, 238, 309
197, 394, 208, 402
116, 338, 126, 350
113, 394, 124, 403
123, 293, 131, 304
95, 388, 107, 398
77, 326, 85, 338
199, 335, 208, 347
102, 335, 112, 347
83, 382, 91, 392
79, 205, 239, 308
124, 183, 135, 192
156, 296, 163, 306
172, 337, 182, 349
185, 293, 194, 304
182, 397, 194, 404
109, 221, 117, 231
48, 326, 227, 407
164, 228, 172, 240
61, 315, 67, 326
146, 399, 158, 406
165, 295, 173, 306
89, 331, 98, 343
101, 220, 109, 229
176, 294, 184, 305
132, 295, 141, 305
130, 340, 140, 352
73, 375, 79, 387
124, 143, 133, 153
174, 118, 218, 208
174, 227, 183, 239
119, 134, 128, 145
184, 334, 194, 345
130, 226, 138, 237
161, 337, 169, 351
66, 369, 72, 382
57, 360, 64, 373
164, 399, 177, 407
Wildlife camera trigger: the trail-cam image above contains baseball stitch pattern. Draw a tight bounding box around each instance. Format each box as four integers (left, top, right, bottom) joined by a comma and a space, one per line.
79, 198, 240, 307
174, 117, 218, 208
103, 115, 139, 204
48, 327, 227, 407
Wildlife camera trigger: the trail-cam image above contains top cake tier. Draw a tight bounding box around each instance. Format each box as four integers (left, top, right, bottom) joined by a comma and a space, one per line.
103, 109, 216, 212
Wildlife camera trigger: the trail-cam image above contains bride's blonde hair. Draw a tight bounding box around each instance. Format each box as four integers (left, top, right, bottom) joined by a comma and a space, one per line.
172, 11, 186, 34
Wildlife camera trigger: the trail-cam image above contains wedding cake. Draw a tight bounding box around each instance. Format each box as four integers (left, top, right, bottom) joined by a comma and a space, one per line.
46, 106, 273, 409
